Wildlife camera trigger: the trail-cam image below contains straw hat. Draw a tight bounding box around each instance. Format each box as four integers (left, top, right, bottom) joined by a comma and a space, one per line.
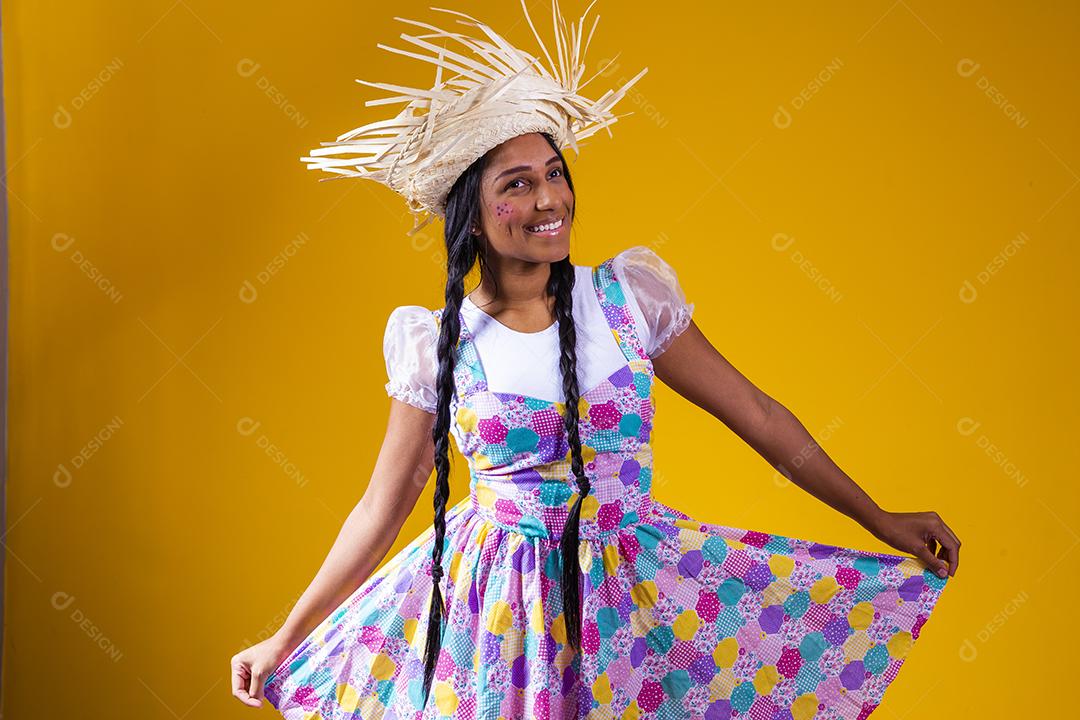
300, 0, 648, 235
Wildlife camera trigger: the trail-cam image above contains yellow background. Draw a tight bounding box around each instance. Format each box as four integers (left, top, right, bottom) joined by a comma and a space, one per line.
3, 0, 1076, 717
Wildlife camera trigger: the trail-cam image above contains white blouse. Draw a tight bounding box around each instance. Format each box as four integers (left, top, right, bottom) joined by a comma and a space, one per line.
382, 245, 694, 414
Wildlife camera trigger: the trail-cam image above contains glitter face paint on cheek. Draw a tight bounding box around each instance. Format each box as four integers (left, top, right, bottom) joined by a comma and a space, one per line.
491, 201, 516, 232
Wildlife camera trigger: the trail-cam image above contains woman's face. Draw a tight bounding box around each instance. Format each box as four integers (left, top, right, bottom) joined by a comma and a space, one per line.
473, 132, 574, 264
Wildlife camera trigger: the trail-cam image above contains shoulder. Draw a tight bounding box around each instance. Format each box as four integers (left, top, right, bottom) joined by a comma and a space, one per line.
385, 304, 437, 331
383, 305, 438, 349
609, 245, 685, 298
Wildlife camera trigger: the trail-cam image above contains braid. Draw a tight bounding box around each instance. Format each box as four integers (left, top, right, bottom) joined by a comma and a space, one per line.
550, 258, 589, 652
420, 203, 482, 708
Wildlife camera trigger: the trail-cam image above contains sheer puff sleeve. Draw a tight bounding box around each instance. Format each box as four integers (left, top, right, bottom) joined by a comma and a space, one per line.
383, 305, 439, 414
613, 245, 695, 359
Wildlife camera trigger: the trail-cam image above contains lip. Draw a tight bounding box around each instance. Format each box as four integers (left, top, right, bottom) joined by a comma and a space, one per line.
525, 215, 566, 236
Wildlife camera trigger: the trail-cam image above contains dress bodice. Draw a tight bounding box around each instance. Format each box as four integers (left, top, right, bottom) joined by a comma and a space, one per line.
433, 257, 657, 541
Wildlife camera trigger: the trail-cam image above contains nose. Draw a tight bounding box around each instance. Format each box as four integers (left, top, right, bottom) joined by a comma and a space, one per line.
535, 180, 557, 211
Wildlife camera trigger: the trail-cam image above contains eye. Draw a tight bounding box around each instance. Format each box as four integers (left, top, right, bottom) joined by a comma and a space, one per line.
504, 167, 564, 191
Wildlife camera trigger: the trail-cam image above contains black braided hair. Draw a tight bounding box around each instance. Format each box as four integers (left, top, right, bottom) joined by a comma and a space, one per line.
549, 258, 590, 653
418, 131, 582, 707
416, 132, 583, 708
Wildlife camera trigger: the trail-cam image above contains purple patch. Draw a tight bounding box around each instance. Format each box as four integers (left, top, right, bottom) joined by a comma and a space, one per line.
512, 542, 535, 574
511, 653, 528, 688
840, 660, 866, 690
744, 561, 773, 591
678, 550, 704, 578
822, 616, 850, 645
759, 604, 784, 634
630, 636, 648, 667
898, 575, 925, 601
809, 543, 838, 559
705, 699, 732, 720
688, 653, 716, 683
609, 364, 634, 387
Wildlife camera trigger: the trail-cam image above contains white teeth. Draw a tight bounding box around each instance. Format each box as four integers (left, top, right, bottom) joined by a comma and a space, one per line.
527, 217, 563, 232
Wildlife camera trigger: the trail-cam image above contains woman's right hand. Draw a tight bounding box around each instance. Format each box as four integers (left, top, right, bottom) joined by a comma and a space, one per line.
230, 633, 294, 708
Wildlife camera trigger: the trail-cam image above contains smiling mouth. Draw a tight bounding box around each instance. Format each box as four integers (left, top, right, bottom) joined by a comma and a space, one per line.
525, 216, 565, 234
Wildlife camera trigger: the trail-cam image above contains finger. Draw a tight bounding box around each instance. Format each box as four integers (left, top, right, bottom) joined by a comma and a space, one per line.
937, 518, 961, 549
914, 541, 948, 578
933, 526, 960, 577
246, 667, 265, 707
251, 667, 266, 702
231, 661, 256, 705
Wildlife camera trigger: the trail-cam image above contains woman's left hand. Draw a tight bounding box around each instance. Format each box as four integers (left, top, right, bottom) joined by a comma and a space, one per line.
867, 509, 960, 578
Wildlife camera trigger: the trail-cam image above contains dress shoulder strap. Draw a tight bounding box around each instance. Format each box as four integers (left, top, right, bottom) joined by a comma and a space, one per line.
431, 306, 489, 399
591, 257, 650, 362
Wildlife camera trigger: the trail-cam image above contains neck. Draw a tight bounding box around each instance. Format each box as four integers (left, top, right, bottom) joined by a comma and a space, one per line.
469, 256, 557, 311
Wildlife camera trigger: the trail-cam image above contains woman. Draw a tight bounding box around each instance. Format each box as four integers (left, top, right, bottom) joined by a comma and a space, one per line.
231, 4, 959, 719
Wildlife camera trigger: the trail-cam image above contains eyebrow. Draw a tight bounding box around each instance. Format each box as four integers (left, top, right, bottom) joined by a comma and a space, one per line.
493, 155, 562, 182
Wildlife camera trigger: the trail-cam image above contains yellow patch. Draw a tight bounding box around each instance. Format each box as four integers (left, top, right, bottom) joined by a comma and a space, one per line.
370, 652, 396, 680
809, 575, 840, 604
712, 637, 739, 668
434, 681, 458, 715
602, 543, 621, 574
335, 683, 361, 713
848, 601, 874, 630
579, 542, 594, 573
791, 693, 818, 720
592, 673, 613, 704
673, 609, 700, 640
530, 602, 544, 633
844, 631, 872, 660
456, 406, 477, 433
753, 664, 779, 695
551, 613, 567, 644
487, 600, 514, 635
887, 630, 913, 658
630, 580, 658, 608
768, 554, 794, 577
475, 484, 496, 508
449, 551, 462, 583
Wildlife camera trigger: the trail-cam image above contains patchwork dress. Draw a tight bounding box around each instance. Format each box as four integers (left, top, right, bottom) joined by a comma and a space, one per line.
263, 248, 950, 720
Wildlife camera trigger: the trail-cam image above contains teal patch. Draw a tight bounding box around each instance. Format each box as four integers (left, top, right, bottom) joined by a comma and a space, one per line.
717, 577, 746, 605
799, 631, 827, 661
701, 537, 728, 565
619, 413, 642, 438
730, 681, 757, 713
646, 625, 675, 654
505, 427, 539, 453
596, 607, 621, 639
783, 590, 810, 618
864, 643, 890, 675
661, 669, 691, 700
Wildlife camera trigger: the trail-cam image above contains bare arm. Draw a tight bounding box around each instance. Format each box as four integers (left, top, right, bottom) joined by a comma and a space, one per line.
652, 319, 959, 577
273, 398, 437, 648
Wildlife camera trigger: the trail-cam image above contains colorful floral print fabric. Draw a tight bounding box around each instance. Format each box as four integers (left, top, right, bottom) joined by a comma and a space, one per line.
263, 255, 949, 720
